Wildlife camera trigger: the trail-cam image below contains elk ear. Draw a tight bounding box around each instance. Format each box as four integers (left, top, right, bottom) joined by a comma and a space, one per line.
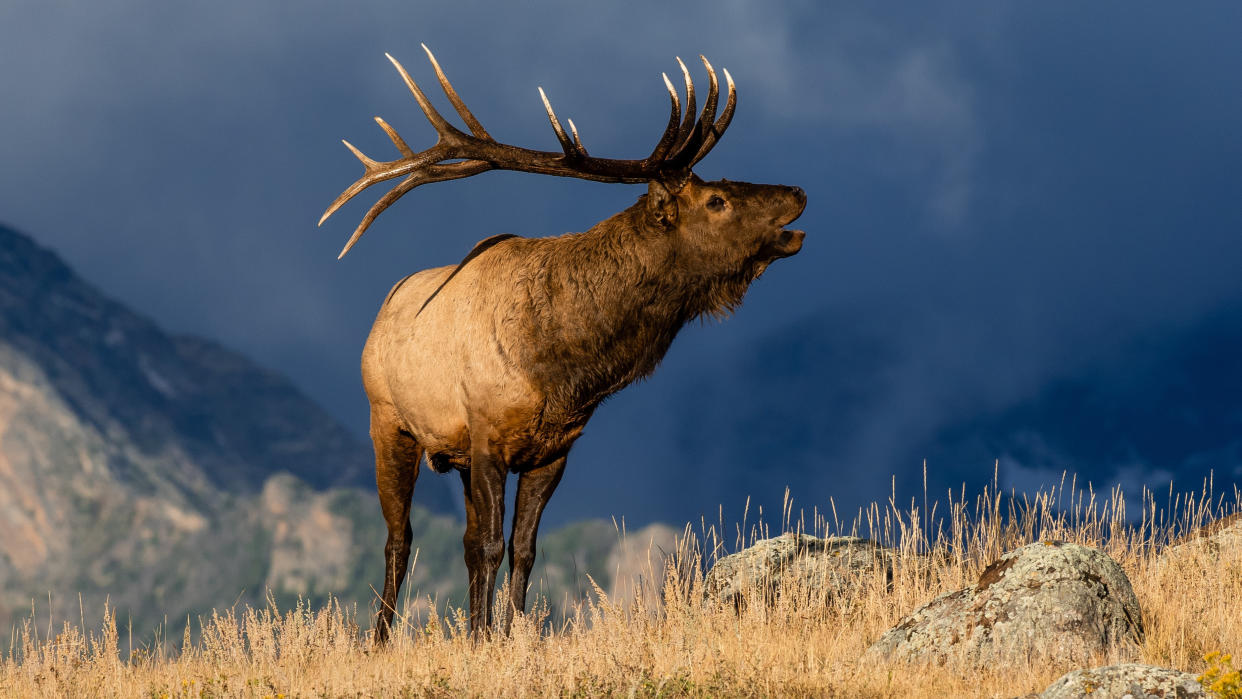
646, 180, 679, 230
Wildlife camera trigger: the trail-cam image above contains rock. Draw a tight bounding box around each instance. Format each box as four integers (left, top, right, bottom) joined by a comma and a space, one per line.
607, 523, 680, 605
702, 533, 894, 609
864, 541, 1143, 666
1039, 664, 1207, 698
1162, 512, 1242, 563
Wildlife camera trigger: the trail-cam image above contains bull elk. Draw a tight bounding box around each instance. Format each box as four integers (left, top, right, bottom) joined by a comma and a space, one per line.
320, 46, 806, 642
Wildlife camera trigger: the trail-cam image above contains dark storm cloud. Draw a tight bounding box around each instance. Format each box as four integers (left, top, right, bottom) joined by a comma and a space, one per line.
2, 2, 1240, 527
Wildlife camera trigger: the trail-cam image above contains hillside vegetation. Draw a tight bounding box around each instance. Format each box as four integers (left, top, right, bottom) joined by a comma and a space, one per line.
2, 477, 1238, 698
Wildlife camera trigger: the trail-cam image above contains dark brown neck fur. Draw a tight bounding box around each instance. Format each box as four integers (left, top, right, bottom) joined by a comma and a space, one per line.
514, 199, 760, 422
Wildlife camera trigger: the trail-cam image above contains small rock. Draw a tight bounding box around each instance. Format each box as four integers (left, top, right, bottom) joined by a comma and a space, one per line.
864, 541, 1143, 666
1039, 663, 1207, 698
702, 533, 894, 609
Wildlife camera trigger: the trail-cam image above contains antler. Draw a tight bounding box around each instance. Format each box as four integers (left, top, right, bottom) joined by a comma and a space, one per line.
320, 45, 736, 258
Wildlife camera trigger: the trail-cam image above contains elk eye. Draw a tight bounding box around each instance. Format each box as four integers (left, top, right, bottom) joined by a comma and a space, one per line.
706, 195, 727, 211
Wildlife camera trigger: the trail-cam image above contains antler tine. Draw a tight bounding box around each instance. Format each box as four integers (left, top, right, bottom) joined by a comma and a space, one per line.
567, 119, 588, 157
386, 53, 456, 136
670, 56, 719, 166
319, 139, 395, 226
421, 44, 492, 141
696, 56, 720, 138
374, 117, 415, 158
673, 57, 697, 151
538, 87, 579, 158
342, 139, 379, 169
646, 72, 682, 163
691, 67, 736, 167
336, 172, 422, 258
336, 160, 494, 258
319, 142, 437, 227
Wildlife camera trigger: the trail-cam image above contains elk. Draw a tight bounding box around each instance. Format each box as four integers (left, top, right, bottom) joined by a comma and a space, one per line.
320, 46, 806, 642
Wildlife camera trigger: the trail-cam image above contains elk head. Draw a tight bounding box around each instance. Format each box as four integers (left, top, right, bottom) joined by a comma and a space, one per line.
318, 45, 806, 269
645, 175, 806, 314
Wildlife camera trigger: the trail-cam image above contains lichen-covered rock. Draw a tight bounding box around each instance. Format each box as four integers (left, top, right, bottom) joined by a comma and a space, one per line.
1161, 512, 1242, 563
702, 533, 894, 608
864, 541, 1143, 666
1039, 664, 1207, 698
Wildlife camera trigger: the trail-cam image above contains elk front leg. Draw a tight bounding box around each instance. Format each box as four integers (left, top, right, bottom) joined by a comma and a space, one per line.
505, 457, 567, 632
460, 437, 507, 636
370, 409, 422, 646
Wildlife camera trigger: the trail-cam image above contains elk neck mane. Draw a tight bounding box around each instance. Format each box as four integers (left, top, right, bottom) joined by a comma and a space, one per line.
505, 195, 763, 416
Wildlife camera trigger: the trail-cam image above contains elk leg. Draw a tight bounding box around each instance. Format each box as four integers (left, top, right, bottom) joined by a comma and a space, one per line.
504, 456, 567, 632
370, 408, 422, 646
461, 436, 507, 636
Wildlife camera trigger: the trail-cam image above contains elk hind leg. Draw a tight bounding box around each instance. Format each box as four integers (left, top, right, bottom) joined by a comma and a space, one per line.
371, 407, 422, 646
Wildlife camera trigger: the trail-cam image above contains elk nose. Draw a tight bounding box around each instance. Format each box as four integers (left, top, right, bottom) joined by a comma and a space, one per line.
783, 186, 807, 220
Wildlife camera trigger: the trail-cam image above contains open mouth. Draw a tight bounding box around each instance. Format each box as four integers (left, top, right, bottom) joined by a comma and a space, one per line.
768, 228, 805, 258
780, 228, 805, 244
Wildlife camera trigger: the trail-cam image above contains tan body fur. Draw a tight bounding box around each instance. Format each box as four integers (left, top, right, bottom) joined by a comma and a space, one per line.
366, 205, 707, 474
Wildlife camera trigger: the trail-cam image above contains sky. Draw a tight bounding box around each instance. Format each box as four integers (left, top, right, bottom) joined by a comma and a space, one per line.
2, 2, 1241, 530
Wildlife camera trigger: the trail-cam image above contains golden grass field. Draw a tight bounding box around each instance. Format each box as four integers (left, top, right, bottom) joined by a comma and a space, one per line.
3, 473, 1240, 698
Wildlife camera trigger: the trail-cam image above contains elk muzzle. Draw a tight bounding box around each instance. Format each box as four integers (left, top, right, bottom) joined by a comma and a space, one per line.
765, 185, 807, 259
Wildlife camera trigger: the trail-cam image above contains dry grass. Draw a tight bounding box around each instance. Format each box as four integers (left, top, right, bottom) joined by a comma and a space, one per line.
3, 472, 1240, 698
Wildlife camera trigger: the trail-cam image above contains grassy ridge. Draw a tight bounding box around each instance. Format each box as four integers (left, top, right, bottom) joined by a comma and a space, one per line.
3, 476, 1239, 698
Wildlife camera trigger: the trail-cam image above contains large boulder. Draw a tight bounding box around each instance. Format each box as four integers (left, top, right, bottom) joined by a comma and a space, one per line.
864, 541, 1143, 666
1039, 664, 1207, 698
702, 533, 894, 609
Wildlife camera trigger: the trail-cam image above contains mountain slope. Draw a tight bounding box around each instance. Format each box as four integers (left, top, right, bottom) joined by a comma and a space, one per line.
0, 223, 370, 494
